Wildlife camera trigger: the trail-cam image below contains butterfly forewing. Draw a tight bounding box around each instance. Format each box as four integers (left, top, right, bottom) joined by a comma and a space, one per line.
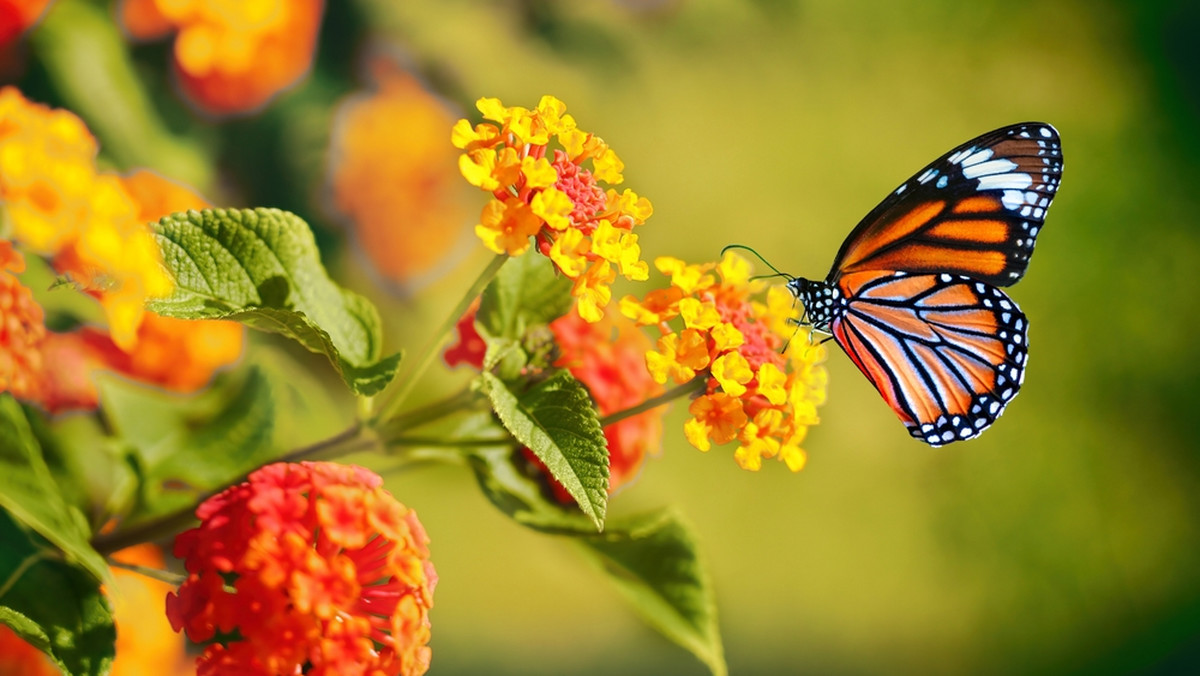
827, 123, 1062, 288
830, 271, 1028, 446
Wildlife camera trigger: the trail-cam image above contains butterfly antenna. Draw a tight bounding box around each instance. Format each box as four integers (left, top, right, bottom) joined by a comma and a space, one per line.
721, 244, 793, 279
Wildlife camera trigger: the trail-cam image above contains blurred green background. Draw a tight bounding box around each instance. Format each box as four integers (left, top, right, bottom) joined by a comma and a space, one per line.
10, 0, 1200, 673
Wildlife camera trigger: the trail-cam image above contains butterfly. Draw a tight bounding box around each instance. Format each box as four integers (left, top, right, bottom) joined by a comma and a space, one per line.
784, 123, 1062, 446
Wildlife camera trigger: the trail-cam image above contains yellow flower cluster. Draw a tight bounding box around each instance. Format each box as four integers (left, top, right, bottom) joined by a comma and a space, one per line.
621, 252, 828, 471
0, 87, 173, 350
453, 96, 652, 322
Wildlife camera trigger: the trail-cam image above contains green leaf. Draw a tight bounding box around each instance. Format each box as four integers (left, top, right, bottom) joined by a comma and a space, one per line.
148, 207, 401, 396
578, 510, 727, 676
469, 445, 605, 535
0, 510, 116, 676
97, 366, 283, 525
477, 252, 573, 340
0, 397, 108, 583
478, 370, 608, 530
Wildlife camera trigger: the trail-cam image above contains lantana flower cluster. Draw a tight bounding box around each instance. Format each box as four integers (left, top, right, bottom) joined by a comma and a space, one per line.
167, 462, 437, 676
621, 252, 828, 471
0, 87, 243, 411
453, 95, 653, 321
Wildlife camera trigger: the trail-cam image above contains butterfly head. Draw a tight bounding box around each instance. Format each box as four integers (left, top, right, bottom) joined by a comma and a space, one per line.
787, 277, 844, 331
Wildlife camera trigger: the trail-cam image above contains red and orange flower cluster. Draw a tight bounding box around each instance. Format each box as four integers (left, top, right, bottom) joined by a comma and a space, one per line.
621, 252, 828, 471
453, 96, 653, 322
167, 461, 437, 676
0, 87, 242, 411
119, 0, 323, 115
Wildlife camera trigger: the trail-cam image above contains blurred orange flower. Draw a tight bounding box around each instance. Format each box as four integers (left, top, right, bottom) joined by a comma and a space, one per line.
327, 57, 472, 291
109, 544, 192, 676
622, 252, 829, 471
118, 0, 323, 115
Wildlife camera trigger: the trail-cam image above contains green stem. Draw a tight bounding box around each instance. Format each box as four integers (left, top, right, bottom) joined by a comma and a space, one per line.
372, 253, 508, 426
599, 375, 707, 427
378, 387, 481, 436
386, 436, 510, 448
91, 423, 377, 556
108, 560, 186, 586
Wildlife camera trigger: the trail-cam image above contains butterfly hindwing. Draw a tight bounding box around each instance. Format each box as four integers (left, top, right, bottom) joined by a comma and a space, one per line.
829, 270, 1028, 446
827, 123, 1062, 288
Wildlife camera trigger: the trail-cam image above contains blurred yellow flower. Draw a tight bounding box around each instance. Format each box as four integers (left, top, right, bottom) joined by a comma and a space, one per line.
454, 95, 653, 322
0, 87, 172, 350
623, 251, 828, 472
0, 89, 242, 411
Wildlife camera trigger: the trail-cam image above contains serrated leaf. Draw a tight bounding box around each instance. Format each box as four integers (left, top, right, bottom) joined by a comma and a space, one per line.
578, 510, 727, 676
148, 207, 401, 395
0, 510, 115, 676
477, 252, 572, 340
478, 370, 608, 530
469, 446, 605, 535
0, 397, 108, 583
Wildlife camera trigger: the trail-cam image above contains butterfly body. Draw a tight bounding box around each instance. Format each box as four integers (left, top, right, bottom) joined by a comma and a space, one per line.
788, 123, 1061, 446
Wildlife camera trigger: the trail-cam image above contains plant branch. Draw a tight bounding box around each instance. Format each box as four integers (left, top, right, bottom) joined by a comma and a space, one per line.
599, 375, 707, 427
372, 253, 508, 426
91, 423, 377, 556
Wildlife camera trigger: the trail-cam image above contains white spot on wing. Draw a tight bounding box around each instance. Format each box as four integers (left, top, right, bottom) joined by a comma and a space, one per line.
978, 173, 1034, 191
963, 158, 1019, 179
960, 148, 995, 167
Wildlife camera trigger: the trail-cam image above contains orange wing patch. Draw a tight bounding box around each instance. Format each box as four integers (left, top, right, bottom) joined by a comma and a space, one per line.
951, 195, 1001, 214
926, 218, 1010, 243
836, 200, 944, 272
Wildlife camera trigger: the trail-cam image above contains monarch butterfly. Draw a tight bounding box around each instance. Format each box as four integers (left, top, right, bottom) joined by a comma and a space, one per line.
775, 123, 1062, 446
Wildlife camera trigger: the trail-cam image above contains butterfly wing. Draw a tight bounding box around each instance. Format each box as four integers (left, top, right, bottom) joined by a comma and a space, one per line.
827, 123, 1062, 288
829, 270, 1028, 446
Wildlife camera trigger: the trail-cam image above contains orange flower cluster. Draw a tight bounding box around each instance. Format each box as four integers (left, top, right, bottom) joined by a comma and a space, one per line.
621, 252, 829, 471
119, 0, 323, 115
0, 0, 51, 46
327, 58, 471, 290
453, 96, 653, 322
167, 462, 437, 676
0, 89, 243, 411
